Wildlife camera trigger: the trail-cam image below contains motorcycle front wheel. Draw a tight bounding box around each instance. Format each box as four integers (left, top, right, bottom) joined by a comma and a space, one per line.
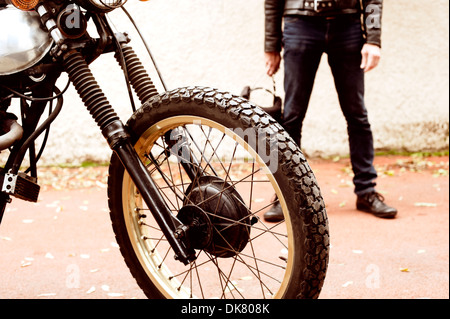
107, 87, 329, 299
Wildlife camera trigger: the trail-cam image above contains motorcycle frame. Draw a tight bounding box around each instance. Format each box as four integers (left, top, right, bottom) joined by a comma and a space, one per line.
0, 1, 195, 265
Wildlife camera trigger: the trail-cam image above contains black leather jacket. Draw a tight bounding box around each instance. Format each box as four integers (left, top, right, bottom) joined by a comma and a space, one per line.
265, 0, 383, 52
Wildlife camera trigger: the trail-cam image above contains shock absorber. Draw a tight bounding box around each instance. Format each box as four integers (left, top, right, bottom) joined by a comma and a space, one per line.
36, 2, 125, 145
63, 51, 121, 135
115, 45, 159, 103
62, 50, 195, 265
63, 51, 129, 150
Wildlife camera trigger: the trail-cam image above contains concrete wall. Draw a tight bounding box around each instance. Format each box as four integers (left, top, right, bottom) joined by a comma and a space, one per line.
2, 0, 449, 165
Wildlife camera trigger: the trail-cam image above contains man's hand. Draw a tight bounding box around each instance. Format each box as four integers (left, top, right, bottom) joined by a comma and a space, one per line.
265, 52, 281, 76
360, 43, 381, 72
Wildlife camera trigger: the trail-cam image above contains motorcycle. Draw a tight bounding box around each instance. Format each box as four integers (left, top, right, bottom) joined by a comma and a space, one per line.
0, 0, 329, 299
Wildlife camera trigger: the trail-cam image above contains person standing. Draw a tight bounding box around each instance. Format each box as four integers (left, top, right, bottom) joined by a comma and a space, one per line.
263, 0, 397, 221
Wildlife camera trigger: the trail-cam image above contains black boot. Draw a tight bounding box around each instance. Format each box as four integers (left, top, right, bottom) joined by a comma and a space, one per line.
356, 191, 397, 218
263, 197, 284, 222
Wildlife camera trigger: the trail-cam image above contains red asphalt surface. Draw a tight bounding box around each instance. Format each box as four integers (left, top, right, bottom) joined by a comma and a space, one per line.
0, 155, 448, 299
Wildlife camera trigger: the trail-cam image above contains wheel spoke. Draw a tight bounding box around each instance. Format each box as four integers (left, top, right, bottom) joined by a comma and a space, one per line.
122, 119, 294, 299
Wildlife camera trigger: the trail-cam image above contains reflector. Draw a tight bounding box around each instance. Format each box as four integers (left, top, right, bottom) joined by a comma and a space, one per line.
10, 0, 39, 11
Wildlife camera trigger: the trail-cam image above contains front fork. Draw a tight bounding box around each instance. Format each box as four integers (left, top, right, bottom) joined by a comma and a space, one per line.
63, 50, 195, 265
0, 5, 195, 263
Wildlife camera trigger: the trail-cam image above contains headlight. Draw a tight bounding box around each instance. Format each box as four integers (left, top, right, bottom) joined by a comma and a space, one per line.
76, 0, 126, 13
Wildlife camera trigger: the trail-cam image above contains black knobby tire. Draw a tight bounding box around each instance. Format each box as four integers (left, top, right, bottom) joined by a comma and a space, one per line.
108, 87, 329, 299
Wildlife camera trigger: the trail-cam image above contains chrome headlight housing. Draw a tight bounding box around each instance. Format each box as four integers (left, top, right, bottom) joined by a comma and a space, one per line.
75, 0, 126, 13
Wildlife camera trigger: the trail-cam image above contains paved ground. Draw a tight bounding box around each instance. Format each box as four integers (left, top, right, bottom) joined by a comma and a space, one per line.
0, 155, 448, 299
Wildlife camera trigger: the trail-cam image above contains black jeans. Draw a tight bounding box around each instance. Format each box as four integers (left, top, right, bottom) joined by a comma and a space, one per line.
282, 14, 377, 196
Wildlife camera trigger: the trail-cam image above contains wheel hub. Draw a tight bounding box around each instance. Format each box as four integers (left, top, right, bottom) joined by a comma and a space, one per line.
178, 176, 251, 258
